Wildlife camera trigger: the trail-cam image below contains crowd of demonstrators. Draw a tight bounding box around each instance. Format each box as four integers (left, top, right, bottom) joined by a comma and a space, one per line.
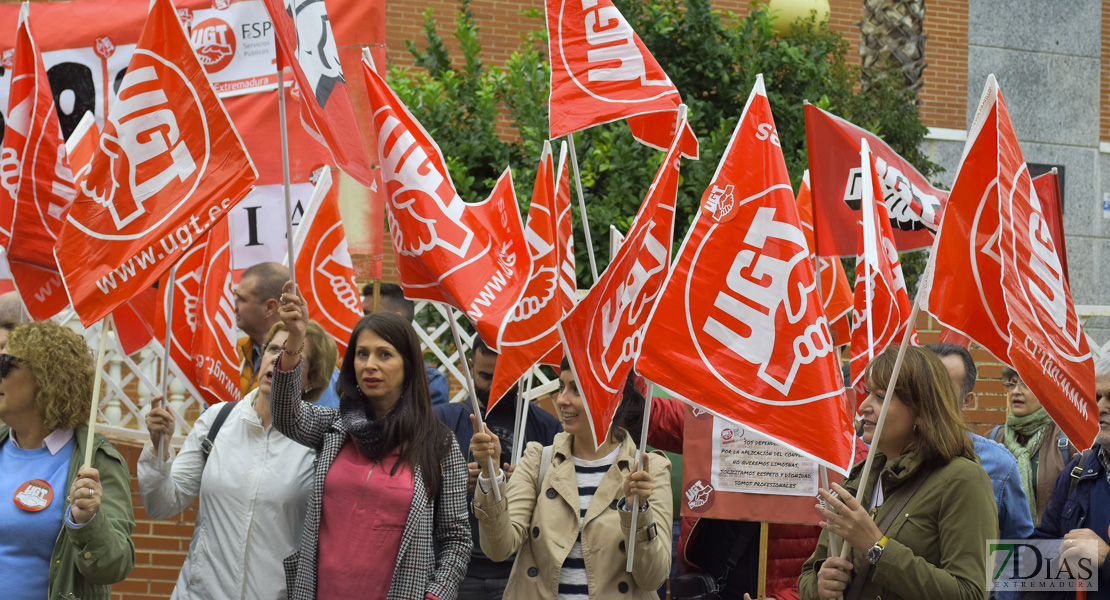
363, 282, 450, 406
469, 361, 673, 599
990, 365, 1077, 525
272, 283, 471, 600
800, 346, 997, 600
1028, 354, 1110, 600
234, 262, 290, 396
137, 319, 338, 599
0, 321, 135, 599
433, 337, 561, 600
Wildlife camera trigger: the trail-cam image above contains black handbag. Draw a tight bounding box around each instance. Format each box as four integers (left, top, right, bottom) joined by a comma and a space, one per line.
671, 519, 760, 600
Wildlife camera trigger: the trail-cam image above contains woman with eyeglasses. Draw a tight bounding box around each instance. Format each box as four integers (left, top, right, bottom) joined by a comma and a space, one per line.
138, 319, 338, 599
0, 321, 136, 600
988, 367, 1077, 524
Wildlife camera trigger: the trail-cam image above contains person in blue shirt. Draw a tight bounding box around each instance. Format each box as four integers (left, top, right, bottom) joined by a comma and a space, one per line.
928, 343, 1034, 543
362, 282, 449, 406
434, 336, 561, 600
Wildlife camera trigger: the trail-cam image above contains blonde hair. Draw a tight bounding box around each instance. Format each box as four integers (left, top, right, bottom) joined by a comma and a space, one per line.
8, 322, 94, 431
264, 320, 338, 403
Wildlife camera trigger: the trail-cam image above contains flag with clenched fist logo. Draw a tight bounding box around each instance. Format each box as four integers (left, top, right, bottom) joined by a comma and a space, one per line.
546, 0, 698, 158
848, 142, 916, 390
0, 3, 76, 321
192, 217, 240, 405
795, 171, 853, 347
361, 51, 532, 350
54, 0, 256, 327
559, 110, 686, 448
637, 77, 855, 475
153, 237, 209, 400
292, 168, 362, 357
923, 76, 1096, 447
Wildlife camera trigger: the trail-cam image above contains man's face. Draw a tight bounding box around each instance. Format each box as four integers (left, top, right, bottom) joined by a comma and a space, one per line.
1095, 372, 1110, 448
234, 275, 269, 339
938, 355, 974, 410
470, 350, 497, 407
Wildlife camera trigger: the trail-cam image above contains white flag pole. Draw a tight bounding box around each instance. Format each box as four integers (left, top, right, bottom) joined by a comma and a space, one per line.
626, 382, 654, 572
511, 376, 525, 465
157, 264, 178, 462
448, 309, 501, 501
512, 370, 535, 466
861, 140, 876, 371
566, 133, 599, 283
83, 320, 111, 469
275, 41, 297, 292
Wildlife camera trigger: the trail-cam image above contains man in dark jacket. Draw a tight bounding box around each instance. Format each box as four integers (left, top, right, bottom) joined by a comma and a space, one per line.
1028, 354, 1110, 599
434, 337, 561, 600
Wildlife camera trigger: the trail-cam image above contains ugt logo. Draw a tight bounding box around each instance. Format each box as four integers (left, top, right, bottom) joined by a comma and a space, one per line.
82, 53, 202, 231
284, 0, 344, 107
988, 539, 1097, 592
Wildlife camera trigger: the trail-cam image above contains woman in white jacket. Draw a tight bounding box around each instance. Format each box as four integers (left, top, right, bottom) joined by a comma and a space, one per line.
138, 320, 337, 600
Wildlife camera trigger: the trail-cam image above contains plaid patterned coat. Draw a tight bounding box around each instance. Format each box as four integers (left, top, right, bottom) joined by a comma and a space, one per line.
270, 360, 471, 600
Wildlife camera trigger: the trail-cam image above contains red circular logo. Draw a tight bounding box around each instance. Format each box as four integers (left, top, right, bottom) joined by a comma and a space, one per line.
191, 18, 236, 73
13, 479, 53, 512
684, 479, 715, 513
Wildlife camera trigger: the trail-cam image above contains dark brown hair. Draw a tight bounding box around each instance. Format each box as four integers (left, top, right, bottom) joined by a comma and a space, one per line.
337, 312, 451, 500
559, 358, 644, 445
866, 346, 974, 466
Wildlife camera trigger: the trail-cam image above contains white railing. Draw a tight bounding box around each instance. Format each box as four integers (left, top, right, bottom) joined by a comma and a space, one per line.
53, 299, 561, 444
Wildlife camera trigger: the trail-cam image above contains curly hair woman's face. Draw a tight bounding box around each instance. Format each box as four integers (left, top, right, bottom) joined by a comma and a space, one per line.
0, 356, 39, 426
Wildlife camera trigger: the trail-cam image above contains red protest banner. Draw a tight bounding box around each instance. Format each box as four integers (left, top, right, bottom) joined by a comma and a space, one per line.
636, 78, 854, 475
362, 54, 532, 349
154, 236, 209, 398
546, 0, 697, 158
490, 142, 565, 410
292, 168, 362, 357
1, 5, 77, 321
54, 0, 257, 327
560, 111, 686, 447
1031, 171, 1068, 284
193, 217, 240, 405
848, 144, 916, 389
804, 104, 946, 256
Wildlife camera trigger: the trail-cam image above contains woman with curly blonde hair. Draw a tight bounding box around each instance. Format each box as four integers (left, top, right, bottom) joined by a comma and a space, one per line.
0, 321, 136, 600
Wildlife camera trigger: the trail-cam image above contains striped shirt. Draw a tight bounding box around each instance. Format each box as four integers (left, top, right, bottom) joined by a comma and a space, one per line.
557, 446, 620, 600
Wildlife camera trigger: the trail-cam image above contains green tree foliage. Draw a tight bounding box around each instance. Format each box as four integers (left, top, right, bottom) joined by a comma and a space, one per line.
388, 0, 939, 292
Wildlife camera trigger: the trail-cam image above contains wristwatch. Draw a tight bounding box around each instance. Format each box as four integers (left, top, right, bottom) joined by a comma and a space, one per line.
867, 536, 889, 564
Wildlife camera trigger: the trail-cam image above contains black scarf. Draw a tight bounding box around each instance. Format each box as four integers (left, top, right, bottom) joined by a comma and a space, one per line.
339, 393, 399, 461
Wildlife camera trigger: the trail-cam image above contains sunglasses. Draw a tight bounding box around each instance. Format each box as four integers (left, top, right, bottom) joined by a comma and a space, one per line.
0, 353, 26, 378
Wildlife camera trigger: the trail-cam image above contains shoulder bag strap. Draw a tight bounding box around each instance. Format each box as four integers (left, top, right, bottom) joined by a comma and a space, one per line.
200, 401, 239, 460
843, 467, 933, 600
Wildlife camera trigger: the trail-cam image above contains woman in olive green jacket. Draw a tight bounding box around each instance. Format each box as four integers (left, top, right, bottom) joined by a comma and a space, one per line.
0, 322, 135, 600
799, 346, 996, 600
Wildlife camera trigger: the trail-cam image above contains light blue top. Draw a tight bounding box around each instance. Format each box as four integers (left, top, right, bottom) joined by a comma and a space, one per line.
314, 368, 341, 408
971, 432, 1034, 600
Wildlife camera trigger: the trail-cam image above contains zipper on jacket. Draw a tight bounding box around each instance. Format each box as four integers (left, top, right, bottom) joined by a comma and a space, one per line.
358, 462, 378, 509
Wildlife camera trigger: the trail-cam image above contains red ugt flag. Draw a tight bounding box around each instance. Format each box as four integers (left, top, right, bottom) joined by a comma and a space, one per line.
637, 77, 854, 475
261, 0, 376, 188
54, 0, 257, 327
559, 110, 686, 448
796, 170, 853, 347
925, 76, 1096, 446
292, 168, 362, 357
848, 141, 916, 389
804, 104, 947, 256
1, 4, 76, 320
489, 141, 565, 410
154, 236, 209, 400
193, 217, 240, 405
362, 52, 532, 349
546, 0, 698, 158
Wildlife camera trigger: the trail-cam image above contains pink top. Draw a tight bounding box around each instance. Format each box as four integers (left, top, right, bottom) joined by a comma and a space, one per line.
317, 442, 414, 600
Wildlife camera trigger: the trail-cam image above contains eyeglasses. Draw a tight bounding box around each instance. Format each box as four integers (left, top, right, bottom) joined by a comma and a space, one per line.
1001, 380, 1029, 391
0, 353, 26, 378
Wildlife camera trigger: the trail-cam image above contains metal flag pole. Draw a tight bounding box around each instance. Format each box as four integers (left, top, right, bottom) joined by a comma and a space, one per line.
447, 309, 501, 501
275, 37, 297, 292
565, 133, 599, 283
